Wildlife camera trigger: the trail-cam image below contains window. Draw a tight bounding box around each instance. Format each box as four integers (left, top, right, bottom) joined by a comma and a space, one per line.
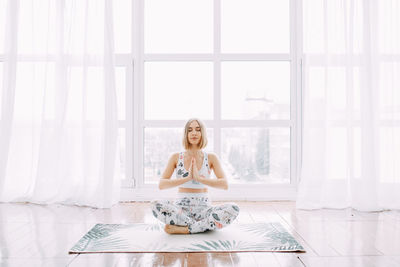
0, 0, 133, 182
0, 0, 300, 199
134, 0, 300, 195
303, 0, 400, 183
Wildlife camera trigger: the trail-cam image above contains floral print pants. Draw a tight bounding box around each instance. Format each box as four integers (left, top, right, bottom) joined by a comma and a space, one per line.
151, 194, 240, 234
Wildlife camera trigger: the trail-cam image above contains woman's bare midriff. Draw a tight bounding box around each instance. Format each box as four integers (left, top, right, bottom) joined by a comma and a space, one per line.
178, 187, 208, 193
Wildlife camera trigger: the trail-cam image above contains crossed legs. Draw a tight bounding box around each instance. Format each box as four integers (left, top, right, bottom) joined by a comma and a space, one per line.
151, 199, 239, 234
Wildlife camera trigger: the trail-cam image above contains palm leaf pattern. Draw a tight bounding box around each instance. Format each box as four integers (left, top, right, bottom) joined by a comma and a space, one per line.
184, 223, 304, 252
70, 224, 132, 252
133, 241, 172, 251
186, 240, 238, 251
237, 222, 304, 251
70, 222, 305, 253
129, 223, 161, 232
185, 239, 276, 251
86, 236, 130, 252
238, 222, 278, 237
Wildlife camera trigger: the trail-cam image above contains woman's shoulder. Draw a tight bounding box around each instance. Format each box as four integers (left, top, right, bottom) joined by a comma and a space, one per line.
167, 152, 180, 162
206, 152, 219, 162
166, 152, 181, 168
170, 152, 181, 159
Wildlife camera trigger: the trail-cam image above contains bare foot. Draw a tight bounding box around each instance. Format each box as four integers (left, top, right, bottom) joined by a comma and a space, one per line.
164, 224, 190, 234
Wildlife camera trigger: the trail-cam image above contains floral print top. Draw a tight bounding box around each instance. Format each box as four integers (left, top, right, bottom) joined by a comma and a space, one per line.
176, 151, 211, 189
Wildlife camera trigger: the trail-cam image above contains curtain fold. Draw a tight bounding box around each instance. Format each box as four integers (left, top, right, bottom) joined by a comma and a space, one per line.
297, 0, 400, 211
0, 0, 120, 208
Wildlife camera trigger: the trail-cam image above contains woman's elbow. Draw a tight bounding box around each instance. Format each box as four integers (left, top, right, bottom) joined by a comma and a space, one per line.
223, 181, 228, 190
158, 181, 165, 190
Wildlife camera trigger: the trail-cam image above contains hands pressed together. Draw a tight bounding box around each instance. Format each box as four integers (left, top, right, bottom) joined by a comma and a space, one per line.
188, 157, 205, 183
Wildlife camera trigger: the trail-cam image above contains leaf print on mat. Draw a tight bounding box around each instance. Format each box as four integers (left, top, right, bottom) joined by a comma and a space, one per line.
238, 223, 304, 251
185, 240, 263, 251
70, 224, 131, 252
70, 222, 305, 253
152, 210, 158, 218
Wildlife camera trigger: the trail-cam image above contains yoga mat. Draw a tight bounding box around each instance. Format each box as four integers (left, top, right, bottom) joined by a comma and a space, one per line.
69, 222, 305, 253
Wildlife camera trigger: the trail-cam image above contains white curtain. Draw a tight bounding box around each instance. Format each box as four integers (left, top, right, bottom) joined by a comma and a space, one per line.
0, 0, 120, 208
297, 0, 400, 211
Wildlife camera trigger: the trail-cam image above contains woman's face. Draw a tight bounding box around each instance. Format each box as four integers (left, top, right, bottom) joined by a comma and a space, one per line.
187, 120, 202, 147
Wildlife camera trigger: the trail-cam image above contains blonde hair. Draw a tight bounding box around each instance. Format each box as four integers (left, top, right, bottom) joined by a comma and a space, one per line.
182, 118, 208, 150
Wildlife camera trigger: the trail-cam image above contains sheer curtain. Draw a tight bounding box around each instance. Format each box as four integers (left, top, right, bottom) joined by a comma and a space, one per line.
297, 0, 400, 211
0, 0, 120, 208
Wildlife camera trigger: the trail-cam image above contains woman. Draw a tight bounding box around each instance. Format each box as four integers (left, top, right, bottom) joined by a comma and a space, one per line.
151, 118, 240, 234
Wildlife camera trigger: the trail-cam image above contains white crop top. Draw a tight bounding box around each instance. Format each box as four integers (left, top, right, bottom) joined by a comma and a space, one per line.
176, 151, 211, 189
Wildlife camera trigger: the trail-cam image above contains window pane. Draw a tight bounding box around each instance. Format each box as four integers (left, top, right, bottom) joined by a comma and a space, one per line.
353, 127, 361, 179
66, 67, 83, 121
0, 62, 2, 118
66, 67, 105, 121
115, 67, 126, 120
113, 0, 131, 53
221, 128, 290, 184
307, 66, 362, 121
303, 0, 364, 54
302, 0, 324, 54
325, 127, 348, 180
118, 128, 126, 180
379, 0, 400, 54
221, 0, 289, 53
15, 63, 55, 121
379, 63, 400, 120
0, 0, 6, 54
18, 0, 57, 54
325, 0, 362, 54
64, 0, 104, 55
380, 127, 400, 183
145, 62, 213, 120
145, 0, 213, 53
221, 62, 290, 120
86, 67, 105, 121
144, 128, 214, 183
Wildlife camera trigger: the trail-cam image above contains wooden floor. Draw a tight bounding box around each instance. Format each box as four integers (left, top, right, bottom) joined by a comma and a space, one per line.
1, 201, 400, 267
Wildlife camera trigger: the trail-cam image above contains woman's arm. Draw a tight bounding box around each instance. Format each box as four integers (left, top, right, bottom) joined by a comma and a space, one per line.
159, 176, 192, 190
192, 154, 228, 190
158, 153, 192, 190
197, 176, 228, 190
